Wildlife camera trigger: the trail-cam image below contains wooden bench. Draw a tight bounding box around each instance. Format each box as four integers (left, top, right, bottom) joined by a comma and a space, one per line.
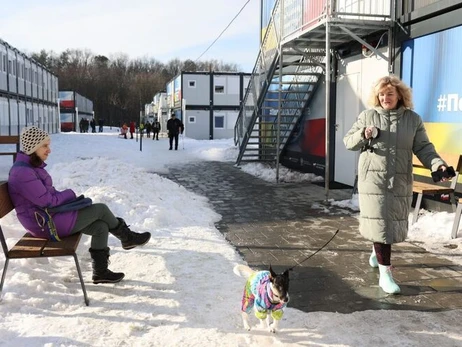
0, 136, 20, 162
0, 182, 89, 305
452, 198, 462, 239
412, 153, 462, 225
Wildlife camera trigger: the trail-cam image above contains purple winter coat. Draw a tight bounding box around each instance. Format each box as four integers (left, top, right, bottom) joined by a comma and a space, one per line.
8, 152, 78, 239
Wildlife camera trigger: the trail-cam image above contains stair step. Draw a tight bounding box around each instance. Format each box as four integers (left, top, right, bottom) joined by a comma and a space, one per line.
243, 148, 278, 151
261, 106, 303, 109
254, 122, 295, 125
264, 98, 305, 102
270, 81, 317, 85
249, 135, 290, 138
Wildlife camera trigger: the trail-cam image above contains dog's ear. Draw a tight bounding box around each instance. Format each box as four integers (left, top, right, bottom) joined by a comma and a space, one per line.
269, 265, 277, 279
282, 269, 290, 279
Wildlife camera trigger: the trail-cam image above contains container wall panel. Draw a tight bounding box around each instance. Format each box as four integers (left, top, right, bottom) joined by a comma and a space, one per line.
31, 64, 38, 98
182, 74, 210, 106
24, 58, 32, 97
7, 48, 17, 94
16, 54, 25, 96
0, 44, 7, 92
0, 97, 9, 135
9, 99, 18, 134
213, 75, 240, 106
184, 110, 209, 140
37, 67, 43, 101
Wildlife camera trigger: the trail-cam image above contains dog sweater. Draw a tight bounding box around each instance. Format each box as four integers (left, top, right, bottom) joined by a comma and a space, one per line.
241, 271, 286, 320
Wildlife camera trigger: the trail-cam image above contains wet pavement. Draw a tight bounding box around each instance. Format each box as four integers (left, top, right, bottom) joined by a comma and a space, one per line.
163, 161, 462, 314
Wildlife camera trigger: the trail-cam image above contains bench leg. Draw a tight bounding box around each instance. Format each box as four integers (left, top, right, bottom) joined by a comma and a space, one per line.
0, 258, 9, 294
451, 203, 462, 239
450, 192, 457, 212
73, 254, 89, 306
412, 193, 423, 225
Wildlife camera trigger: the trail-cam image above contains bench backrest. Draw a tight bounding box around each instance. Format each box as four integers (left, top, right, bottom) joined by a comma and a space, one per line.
0, 136, 20, 161
0, 182, 14, 256
413, 153, 462, 189
0, 136, 20, 146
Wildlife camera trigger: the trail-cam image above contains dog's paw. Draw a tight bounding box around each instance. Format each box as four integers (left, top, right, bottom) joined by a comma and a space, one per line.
268, 323, 278, 333
243, 322, 251, 331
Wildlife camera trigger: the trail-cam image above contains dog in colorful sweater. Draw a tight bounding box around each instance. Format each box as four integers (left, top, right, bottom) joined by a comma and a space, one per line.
234, 264, 289, 333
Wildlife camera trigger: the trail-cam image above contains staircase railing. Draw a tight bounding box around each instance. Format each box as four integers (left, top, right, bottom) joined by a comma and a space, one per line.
234, 0, 282, 152
270, 50, 325, 149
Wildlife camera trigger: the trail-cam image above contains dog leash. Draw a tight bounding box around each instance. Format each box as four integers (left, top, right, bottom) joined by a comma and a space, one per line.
287, 229, 339, 271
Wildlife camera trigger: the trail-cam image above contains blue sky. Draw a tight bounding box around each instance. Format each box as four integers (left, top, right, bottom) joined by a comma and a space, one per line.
0, 0, 260, 72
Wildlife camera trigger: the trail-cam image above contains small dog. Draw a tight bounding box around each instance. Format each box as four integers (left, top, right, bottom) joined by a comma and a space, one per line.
234, 264, 290, 333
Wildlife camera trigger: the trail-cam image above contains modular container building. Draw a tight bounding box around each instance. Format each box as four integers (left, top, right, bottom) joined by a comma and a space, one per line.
152, 92, 168, 135
59, 91, 94, 132
0, 38, 59, 135
235, 0, 462, 191
167, 71, 251, 140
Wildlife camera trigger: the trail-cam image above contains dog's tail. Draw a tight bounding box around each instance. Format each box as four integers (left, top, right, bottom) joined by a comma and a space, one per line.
233, 264, 254, 279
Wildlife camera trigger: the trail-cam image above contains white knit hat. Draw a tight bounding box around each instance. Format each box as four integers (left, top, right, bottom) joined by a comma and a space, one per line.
20, 126, 50, 155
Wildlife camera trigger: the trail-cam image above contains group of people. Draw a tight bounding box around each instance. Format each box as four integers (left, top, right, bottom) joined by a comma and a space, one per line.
120, 120, 162, 140
140, 120, 161, 140
119, 114, 184, 151
7, 75, 447, 296
78, 118, 95, 133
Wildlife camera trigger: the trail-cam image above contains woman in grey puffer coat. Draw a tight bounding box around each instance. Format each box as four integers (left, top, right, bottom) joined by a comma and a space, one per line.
344, 75, 448, 294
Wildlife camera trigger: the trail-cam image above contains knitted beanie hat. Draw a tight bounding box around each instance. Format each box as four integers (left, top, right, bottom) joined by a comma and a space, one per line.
20, 126, 50, 155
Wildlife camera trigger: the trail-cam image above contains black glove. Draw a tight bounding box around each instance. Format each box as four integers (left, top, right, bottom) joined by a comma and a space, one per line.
431, 166, 456, 182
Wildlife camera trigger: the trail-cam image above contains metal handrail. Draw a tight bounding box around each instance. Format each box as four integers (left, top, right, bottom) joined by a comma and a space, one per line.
234, 0, 282, 149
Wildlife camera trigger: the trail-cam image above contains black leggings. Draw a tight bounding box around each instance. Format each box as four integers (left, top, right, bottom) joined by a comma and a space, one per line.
373, 243, 391, 266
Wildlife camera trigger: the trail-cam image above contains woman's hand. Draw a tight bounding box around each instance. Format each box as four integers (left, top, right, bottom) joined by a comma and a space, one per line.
364, 126, 378, 139
438, 165, 449, 181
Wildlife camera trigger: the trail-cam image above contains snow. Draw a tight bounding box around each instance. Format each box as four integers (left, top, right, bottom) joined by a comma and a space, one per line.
0, 128, 461, 346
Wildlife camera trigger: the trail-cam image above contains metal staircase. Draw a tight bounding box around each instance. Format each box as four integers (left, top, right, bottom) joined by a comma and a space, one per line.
235, 0, 324, 165
234, 0, 393, 172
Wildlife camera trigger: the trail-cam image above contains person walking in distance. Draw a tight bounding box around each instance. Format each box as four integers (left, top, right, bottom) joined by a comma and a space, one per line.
152, 119, 161, 140
167, 113, 184, 150
129, 121, 135, 139
343, 75, 448, 294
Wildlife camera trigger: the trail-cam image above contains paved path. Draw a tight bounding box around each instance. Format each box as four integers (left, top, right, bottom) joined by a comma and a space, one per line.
163, 161, 462, 313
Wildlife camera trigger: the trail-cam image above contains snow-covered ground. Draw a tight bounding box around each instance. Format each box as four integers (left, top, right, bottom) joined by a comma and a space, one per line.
0, 128, 461, 346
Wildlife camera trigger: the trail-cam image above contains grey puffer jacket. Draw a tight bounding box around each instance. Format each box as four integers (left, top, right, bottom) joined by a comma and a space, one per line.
343, 106, 445, 244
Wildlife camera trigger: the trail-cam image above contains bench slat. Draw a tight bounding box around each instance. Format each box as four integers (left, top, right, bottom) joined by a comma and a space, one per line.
413, 182, 454, 195
8, 233, 82, 258
41, 233, 82, 256
8, 233, 48, 258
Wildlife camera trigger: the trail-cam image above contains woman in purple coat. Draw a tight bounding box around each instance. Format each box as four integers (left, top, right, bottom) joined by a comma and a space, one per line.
8, 126, 151, 284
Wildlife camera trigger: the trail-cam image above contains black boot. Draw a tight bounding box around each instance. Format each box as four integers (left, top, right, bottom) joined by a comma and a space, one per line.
110, 218, 151, 250
89, 248, 125, 284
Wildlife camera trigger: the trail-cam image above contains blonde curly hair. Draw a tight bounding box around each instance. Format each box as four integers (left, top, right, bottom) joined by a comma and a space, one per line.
368, 75, 413, 109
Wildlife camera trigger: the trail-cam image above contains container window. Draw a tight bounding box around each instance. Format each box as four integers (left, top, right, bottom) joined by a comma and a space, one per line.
189, 80, 196, 88
215, 115, 224, 128
215, 85, 225, 94
189, 116, 196, 123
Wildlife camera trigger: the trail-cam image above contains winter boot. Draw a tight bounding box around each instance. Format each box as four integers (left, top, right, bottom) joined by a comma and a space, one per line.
378, 264, 401, 294
110, 218, 151, 250
369, 246, 378, 268
89, 248, 125, 284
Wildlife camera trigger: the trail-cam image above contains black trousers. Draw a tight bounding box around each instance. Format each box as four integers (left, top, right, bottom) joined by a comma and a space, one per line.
169, 134, 179, 149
